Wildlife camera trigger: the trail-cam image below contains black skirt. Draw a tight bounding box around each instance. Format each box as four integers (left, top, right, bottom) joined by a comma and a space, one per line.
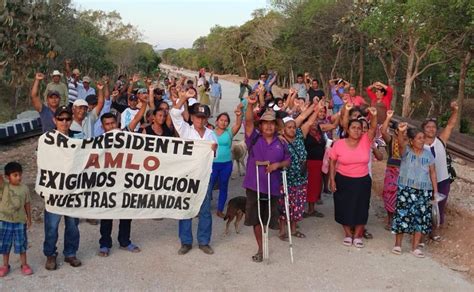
333, 173, 371, 226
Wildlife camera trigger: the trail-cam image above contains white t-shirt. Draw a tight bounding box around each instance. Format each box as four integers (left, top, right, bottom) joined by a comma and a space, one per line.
424, 137, 449, 182
120, 107, 140, 132
70, 110, 99, 139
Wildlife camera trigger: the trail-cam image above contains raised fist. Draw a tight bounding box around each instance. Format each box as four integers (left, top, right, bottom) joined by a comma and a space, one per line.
398, 122, 408, 132
367, 107, 377, 116
386, 110, 394, 119
450, 101, 459, 111
96, 82, 104, 90
35, 73, 44, 80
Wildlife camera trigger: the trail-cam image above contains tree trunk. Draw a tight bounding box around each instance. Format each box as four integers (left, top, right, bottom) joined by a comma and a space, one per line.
13, 85, 21, 118
239, 52, 248, 78
330, 44, 343, 78
455, 49, 472, 132
402, 37, 416, 118
358, 34, 364, 96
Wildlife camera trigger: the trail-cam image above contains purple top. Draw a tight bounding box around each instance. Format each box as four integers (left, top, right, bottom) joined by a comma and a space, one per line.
243, 129, 291, 196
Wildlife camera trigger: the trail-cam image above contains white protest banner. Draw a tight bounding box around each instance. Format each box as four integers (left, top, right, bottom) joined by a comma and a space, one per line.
35, 130, 213, 219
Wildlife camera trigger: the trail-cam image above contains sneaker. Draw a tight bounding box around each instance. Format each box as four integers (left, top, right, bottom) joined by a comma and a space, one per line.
21, 264, 33, 276
64, 256, 82, 267
0, 265, 10, 277
45, 255, 57, 271
178, 244, 192, 255
198, 245, 214, 255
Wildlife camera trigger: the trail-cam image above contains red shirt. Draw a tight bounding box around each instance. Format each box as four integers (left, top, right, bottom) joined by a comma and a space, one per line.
343, 94, 367, 107
366, 86, 393, 110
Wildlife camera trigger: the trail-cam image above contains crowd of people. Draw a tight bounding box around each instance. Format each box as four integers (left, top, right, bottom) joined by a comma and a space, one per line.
0, 62, 460, 275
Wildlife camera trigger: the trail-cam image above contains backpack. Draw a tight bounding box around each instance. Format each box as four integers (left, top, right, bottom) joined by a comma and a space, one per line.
438, 138, 456, 184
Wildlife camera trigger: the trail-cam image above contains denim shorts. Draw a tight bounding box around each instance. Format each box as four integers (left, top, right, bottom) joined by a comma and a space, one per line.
0, 221, 28, 254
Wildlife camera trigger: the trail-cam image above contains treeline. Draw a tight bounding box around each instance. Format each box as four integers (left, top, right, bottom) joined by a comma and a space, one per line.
161, 0, 473, 132
0, 0, 160, 119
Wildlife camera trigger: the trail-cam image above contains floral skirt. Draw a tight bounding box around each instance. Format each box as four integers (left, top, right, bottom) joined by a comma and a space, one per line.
391, 185, 433, 234
278, 184, 307, 222
382, 166, 400, 213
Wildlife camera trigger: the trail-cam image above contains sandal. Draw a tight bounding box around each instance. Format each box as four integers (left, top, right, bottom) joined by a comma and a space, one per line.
430, 235, 442, 242
292, 231, 306, 238
411, 248, 425, 258
120, 243, 141, 253
21, 264, 33, 276
391, 246, 402, 255
98, 247, 110, 257
252, 253, 263, 263
417, 243, 425, 249
363, 230, 373, 240
0, 265, 10, 277
353, 238, 364, 248
343, 237, 353, 246
384, 224, 391, 231
279, 234, 289, 242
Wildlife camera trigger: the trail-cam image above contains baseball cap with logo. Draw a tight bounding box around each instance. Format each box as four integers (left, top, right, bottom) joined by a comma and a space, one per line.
191, 103, 210, 118
54, 105, 72, 117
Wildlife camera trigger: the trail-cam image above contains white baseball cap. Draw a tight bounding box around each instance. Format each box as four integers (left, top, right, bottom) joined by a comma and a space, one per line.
73, 99, 88, 107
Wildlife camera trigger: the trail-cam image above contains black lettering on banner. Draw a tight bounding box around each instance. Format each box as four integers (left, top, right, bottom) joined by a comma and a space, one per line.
92, 135, 104, 149
130, 193, 138, 208
183, 141, 193, 155
156, 194, 166, 208
124, 173, 133, 188
39, 169, 47, 186
57, 134, 69, 148
122, 192, 130, 207
45, 170, 60, 188
137, 194, 148, 208
103, 132, 114, 149
147, 195, 156, 208
187, 179, 200, 194
91, 192, 101, 207
132, 135, 144, 150
183, 197, 190, 210
106, 172, 116, 187
115, 132, 125, 148
144, 136, 155, 152
171, 140, 183, 154
83, 191, 92, 207
81, 137, 94, 148
166, 196, 175, 208
173, 197, 182, 209
109, 193, 117, 207
44, 131, 55, 145
155, 138, 169, 153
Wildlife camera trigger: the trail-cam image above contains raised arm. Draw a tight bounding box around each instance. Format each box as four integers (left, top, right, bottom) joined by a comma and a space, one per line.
245, 93, 257, 137
341, 103, 352, 132
129, 95, 148, 132
93, 82, 105, 116
64, 59, 72, 79
148, 84, 155, 110
397, 122, 408, 154
31, 73, 44, 112
439, 101, 459, 144
231, 104, 243, 136
381, 109, 394, 143
367, 107, 378, 141
294, 100, 316, 127
301, 110, 318, 138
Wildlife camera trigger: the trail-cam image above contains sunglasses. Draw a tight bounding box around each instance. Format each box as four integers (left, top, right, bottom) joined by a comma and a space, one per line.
56, 117, 72, 122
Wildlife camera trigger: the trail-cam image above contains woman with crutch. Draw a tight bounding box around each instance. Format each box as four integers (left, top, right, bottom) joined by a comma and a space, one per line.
278, 100, 323, 240
242, 92, 290, 263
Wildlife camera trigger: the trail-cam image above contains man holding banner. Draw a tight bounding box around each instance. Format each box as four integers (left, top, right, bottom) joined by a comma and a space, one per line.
170, 89, 217, 255
97, 99, 146, 257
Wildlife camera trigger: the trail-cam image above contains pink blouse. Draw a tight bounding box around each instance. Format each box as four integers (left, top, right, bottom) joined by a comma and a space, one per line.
329, 133, 372, 178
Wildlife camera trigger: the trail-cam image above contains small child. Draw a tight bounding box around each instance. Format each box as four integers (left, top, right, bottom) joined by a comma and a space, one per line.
0, 162, 33, 276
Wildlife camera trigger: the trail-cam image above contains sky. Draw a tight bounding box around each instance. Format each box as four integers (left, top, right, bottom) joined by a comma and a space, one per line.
74, 0, 268, 49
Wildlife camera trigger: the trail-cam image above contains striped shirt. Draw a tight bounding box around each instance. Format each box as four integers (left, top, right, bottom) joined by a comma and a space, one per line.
67, 77, 83, 104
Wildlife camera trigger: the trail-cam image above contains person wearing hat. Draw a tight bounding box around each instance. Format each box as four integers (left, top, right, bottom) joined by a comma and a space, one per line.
64, 59, 84, 106
43, 70, 68, 105
42, 105, 82, 270
170, 89, 217, 256
77, 76, 96, 101
69, 83, 104, 139
120, 87, 151, 132
243, 94, 291, 263
31, 73, 61, 132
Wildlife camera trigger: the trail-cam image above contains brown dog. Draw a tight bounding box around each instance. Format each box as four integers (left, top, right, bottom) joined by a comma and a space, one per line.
223, 196, 247, 235
231, 140, 247, 179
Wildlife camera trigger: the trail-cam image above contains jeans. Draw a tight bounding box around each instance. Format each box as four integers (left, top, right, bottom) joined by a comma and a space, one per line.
43, 210, 80, 257
179, 183, 212, 245
99, 219, 132, 248
437, 179, 451, 225
208, 161, 233, 212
